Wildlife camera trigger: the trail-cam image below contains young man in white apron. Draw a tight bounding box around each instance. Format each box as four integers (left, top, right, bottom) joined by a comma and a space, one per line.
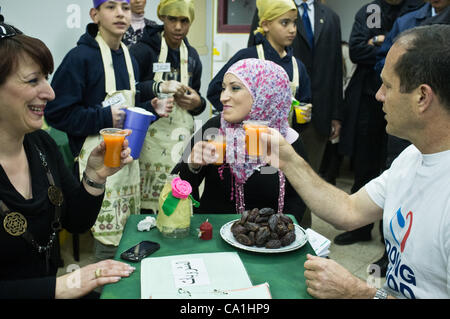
129, 0, 207, 213
44, 0, 165, 260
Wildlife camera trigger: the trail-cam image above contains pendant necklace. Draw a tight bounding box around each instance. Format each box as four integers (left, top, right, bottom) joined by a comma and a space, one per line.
0, 146, 63, 273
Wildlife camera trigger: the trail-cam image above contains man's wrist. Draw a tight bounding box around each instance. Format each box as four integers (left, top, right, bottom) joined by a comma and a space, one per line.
373, 288, 388, 299
352, 278, 378, 299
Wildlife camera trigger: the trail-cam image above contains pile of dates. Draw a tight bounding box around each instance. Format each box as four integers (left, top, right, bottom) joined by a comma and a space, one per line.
231, 207, 296, 249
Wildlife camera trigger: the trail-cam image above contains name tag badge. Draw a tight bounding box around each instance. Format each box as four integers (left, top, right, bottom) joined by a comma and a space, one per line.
102, 93, 126, 108
153, 62, 171, 73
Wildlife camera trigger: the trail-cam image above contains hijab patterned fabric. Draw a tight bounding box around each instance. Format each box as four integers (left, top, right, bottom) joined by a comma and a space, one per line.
219, 58, 291, 213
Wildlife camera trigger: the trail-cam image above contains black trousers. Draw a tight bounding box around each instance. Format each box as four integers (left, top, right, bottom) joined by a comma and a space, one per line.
352, 93, 387, 193
351, 93, 387, 236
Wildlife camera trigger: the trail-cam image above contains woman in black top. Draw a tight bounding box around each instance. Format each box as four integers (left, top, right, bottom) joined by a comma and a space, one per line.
174, 59, 307, 223
0, 22, 135, 299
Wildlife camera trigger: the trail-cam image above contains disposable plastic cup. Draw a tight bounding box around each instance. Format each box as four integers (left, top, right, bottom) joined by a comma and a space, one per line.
243, 120, 269, 158
207, 134, 226, 165
124, 107, 156, 159
100, 128, 128, 168
157, 92, 174, 100
156, 92, 174, 115
294, 103, 312, 124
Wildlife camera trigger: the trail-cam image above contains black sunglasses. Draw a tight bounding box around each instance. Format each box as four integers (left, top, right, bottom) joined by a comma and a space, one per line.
0, 21, 23, 40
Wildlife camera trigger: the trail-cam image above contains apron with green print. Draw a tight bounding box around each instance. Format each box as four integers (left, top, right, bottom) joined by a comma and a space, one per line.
78, 34, 141, 246
139, 34, 194, 211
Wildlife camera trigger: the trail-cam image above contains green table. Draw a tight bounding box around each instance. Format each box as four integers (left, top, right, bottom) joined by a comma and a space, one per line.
101, 214, 315, 299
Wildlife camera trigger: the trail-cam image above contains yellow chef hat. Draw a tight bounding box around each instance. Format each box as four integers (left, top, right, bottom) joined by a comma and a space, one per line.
254, 0, 297, 35
157, 0, 195, 23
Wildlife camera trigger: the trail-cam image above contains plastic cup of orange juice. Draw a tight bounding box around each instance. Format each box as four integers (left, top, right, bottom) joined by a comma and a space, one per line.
100, 128, 128, 168
243, 120, 269, 158
207, 134, 226, 165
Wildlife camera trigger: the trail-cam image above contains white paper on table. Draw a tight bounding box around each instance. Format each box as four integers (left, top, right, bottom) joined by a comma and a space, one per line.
150, 282, 272, 299
306, 228, 331, 257
141, 252, 259, 299
171, 258, 211, 288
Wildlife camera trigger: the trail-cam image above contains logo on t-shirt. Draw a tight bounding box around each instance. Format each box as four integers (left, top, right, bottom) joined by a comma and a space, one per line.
389, 207, 413, 252
385, 207, 416, 298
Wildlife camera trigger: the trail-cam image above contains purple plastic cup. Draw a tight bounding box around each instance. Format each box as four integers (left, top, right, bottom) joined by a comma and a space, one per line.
124, 107, 156, 159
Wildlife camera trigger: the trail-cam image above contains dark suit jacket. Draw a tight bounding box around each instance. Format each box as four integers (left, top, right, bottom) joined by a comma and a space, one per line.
249, 1, 343, 137
421, 5, 450, 25
339, 0, 424, 157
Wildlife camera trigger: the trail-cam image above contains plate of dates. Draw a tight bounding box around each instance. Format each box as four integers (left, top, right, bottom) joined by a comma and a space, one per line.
220, 208, 308, 253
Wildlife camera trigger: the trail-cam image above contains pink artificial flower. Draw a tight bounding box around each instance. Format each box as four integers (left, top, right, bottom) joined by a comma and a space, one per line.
171, 177, 192, 199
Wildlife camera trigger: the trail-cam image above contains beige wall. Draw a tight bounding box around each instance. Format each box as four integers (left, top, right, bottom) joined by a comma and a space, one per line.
187, 0, 208, 56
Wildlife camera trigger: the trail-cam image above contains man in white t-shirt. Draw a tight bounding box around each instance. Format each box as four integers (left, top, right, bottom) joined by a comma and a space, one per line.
261, 24, 450, 299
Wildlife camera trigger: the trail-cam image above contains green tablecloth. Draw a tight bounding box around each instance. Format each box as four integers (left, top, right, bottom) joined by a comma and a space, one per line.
101, 214, 315, 299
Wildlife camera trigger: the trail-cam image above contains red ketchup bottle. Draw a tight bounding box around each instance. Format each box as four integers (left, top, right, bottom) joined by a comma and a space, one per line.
199, 219, 213, 240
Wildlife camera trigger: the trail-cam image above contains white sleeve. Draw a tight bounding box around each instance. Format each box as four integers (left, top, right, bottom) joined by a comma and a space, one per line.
443, 201, 450, 297
447, 239, 450, 298
364, 169, 389, 209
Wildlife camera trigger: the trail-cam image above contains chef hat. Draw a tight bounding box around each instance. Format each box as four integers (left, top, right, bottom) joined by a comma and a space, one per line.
157, 0, 195, 23
93, 0, 130, 9
254, 0, 297, 35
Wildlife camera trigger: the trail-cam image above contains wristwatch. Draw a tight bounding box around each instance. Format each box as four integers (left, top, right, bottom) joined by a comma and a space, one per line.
83, 171, 106, 190
373, 288, 388, 299
373, 35, 379, 45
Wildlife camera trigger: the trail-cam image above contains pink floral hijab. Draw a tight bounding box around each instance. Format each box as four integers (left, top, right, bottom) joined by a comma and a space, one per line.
218, 58, 292, 213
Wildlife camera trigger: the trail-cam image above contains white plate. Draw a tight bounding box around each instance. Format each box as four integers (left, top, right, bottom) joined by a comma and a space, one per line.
220, 219, 308, 254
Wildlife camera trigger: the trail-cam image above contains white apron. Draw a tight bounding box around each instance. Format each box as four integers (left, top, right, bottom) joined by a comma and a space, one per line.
78, 34, 141, 246
256, 44, 299, 126
139, 33, 194, 211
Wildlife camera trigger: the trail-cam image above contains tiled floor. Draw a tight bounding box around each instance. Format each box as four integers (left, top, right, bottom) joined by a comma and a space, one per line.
312, 190, 386, 285
57, 160, 387, 288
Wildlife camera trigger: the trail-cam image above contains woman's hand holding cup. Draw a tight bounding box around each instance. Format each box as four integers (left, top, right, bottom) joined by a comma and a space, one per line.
188, 141, 219, 171
84, 130, 133, 193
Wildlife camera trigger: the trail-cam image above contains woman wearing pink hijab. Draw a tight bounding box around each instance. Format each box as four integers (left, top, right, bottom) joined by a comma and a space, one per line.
174, 59, 308, 223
